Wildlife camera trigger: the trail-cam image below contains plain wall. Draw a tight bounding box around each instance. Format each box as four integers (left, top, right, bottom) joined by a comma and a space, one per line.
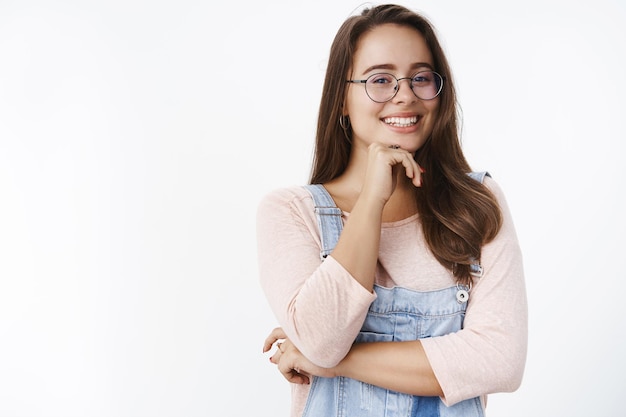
1, 0, 624, 416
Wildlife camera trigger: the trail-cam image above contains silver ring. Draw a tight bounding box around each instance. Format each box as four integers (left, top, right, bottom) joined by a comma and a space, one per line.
389, 144, 400, 149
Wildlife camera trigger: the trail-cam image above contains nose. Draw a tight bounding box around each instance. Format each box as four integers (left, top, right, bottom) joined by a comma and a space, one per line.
393, 77, 417, 103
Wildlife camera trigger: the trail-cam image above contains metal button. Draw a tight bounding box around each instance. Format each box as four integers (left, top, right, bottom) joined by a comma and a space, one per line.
456, 289, 469, 304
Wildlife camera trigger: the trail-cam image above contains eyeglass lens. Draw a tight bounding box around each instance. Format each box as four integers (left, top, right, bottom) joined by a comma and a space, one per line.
365, 71, 443, 102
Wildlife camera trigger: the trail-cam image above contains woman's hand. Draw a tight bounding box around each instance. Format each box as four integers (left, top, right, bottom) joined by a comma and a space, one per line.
262, 328, 443, 396
263, 327, 336, 384
361, 143, 423, 205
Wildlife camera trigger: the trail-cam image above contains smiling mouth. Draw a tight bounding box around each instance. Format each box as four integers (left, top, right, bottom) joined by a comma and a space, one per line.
382, 116, 419, 127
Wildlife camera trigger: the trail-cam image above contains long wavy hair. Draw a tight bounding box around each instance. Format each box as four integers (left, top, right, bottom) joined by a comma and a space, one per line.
309, 4, 502, 285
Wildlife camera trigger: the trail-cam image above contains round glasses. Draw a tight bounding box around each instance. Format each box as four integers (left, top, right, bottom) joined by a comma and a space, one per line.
346, 71, 444, 103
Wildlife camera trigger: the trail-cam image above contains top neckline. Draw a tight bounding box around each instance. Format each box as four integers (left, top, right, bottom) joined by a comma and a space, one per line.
342, 211, 419, 228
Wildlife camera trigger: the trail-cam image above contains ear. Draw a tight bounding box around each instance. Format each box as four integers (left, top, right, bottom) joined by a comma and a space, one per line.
342, 83, 349, 116
341, 100, 349, 117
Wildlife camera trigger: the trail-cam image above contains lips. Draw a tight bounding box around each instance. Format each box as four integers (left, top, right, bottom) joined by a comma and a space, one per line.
382, 116, 419, 127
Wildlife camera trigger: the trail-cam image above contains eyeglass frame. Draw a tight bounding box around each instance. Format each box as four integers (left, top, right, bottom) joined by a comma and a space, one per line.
345, 70, 444, 103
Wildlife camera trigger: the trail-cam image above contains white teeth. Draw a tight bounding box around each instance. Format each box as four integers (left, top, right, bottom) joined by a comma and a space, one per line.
383, 116, 418, 127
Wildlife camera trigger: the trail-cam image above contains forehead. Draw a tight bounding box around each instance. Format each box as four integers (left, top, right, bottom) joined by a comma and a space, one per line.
352, 23, 433, 73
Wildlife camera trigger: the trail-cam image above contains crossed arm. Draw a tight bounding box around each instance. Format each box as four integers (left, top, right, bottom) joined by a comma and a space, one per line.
257, 158, 527, 403
262, 327, 443, 397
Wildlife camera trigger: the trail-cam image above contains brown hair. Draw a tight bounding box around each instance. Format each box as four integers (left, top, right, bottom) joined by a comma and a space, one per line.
309, 4, 502, 284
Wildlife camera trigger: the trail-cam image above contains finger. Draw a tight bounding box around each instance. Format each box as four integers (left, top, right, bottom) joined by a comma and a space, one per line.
262, 327, 287, 352
270, 338, 291, 362
280, 339, 293, 351
262, 337, 276, 353
396, 150, 423, 187
269, 349, 282, 364
278, 360, 311, 385
262, 327, 286, 352
415, 164, 425, 187
389, 149, 421, 187
400, 154, 416, 180
401, 156, 423, 187
290, 371, 311, 385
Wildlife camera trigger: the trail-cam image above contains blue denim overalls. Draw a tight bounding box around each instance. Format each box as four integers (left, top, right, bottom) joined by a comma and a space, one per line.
302, 172, 488, 417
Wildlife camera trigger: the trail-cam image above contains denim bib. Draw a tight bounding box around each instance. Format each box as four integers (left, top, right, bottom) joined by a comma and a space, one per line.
302, 174, 488, 417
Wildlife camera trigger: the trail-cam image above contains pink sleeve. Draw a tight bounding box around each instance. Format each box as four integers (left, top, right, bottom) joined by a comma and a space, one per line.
257, 187, 377, 368
420, 178, 528, 405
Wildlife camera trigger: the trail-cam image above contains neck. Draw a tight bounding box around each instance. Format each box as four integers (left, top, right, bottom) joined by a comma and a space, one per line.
382, 174, 418, 222
325, 153, 418, 222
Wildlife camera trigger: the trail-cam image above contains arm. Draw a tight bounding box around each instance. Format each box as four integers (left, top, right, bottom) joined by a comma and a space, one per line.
330, 144, 422, 290
257, 188, 376, 367
420, 178, 528, 405
336, 340, 443, 396
258, 145, 423, 367
266, 178, 527, 405
265, 328, 442, 397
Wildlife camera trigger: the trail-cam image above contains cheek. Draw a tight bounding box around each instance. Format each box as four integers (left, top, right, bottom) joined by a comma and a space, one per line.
423, 101, 442, 137
344, 88, 359, 115
423, 100, 440, 126
426, 97, 440, 114
346, 92, 381, 121
347, 103, 383, 136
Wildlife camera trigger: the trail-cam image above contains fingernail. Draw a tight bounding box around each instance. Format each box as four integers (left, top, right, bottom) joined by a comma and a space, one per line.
420, 167, 426, 173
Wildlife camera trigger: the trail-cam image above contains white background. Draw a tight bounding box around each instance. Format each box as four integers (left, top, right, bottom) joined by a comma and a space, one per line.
1, 0, 624, 416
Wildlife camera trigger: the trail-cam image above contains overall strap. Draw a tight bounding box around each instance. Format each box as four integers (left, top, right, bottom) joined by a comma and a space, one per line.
305, 173, 490, 272
304, 184, 343, 260
467, 171, 491, 183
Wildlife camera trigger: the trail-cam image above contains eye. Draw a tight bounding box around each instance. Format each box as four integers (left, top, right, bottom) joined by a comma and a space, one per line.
412, 71, 434, 85
368, 73, 395, 85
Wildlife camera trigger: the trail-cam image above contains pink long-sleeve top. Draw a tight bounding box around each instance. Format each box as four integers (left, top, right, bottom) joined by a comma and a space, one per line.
257, 177, 527, 416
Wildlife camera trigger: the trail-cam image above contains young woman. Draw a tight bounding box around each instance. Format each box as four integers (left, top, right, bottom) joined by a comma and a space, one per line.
257, 4, 527, 416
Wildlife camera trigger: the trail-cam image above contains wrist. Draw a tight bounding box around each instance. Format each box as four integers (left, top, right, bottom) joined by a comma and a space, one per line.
331, 348, 354, 379
353, 189, 387, 217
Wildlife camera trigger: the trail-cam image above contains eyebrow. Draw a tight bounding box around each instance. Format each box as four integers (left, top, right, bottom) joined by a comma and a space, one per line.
361, 62, 434, 75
